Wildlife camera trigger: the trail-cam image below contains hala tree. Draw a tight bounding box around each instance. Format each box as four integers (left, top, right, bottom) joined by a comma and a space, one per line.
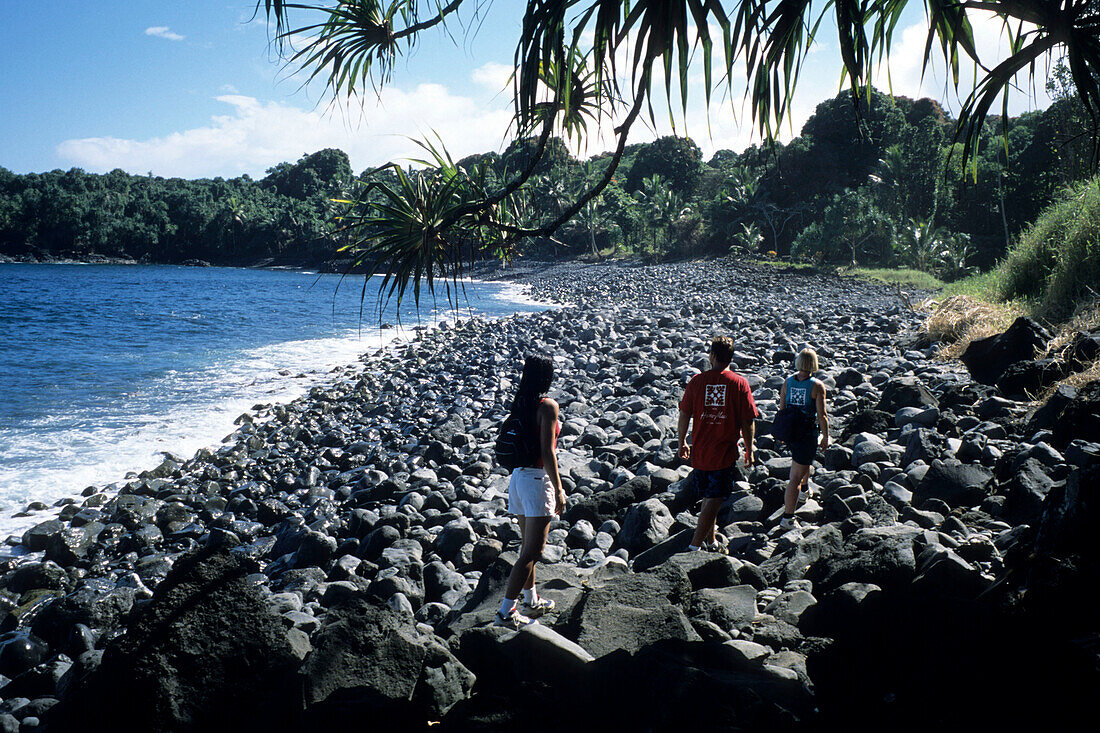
624, 135, 703, 197
258, 0, 1100, 305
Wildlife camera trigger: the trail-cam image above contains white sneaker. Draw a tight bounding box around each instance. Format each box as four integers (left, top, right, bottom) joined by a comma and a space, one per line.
700, 541, 729, 555
779, 515, 800, 531
494, 607, 538, 629
520, 596, 556, 618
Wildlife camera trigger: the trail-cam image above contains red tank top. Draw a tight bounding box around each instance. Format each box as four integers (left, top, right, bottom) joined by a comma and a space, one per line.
534, 397, 559, 469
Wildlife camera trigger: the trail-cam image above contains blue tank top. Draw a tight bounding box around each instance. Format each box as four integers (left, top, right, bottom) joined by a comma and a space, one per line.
785, 375, 817, 418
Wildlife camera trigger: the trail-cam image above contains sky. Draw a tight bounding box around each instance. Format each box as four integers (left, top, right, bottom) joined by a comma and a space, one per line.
0, 1, 1060, 180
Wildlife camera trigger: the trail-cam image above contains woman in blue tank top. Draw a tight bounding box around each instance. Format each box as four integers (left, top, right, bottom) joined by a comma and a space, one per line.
777, 348, 830, 530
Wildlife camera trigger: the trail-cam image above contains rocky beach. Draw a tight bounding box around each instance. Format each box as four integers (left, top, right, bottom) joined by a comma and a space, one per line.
0, 258, 1096, 731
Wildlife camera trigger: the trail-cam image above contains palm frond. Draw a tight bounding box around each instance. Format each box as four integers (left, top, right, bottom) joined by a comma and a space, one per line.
259, 1, 469, 99
336, 133, 511, 312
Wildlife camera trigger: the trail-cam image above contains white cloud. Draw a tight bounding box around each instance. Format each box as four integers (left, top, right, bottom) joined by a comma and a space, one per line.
471, 62, 512, 94
145, 26, 185, 42
220, 84, 240, 94
873, 10, 1053, 114
56, 85, 514, 178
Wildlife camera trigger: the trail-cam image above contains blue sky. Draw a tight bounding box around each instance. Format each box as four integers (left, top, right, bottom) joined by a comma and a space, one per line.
0, 1, 1056, 179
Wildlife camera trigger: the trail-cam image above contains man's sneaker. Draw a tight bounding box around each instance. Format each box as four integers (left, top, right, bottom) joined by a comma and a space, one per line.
520, 596, 556, 618
494, 607, 537, 629
779, 515, 800, 531
701, 541, 729, 555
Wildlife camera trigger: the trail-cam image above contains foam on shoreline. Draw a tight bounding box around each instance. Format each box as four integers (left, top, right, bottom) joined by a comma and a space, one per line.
0, 277, 550, 541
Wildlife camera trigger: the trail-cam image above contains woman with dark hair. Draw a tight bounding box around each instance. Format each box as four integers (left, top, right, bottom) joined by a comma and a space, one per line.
496, 354, 565, 629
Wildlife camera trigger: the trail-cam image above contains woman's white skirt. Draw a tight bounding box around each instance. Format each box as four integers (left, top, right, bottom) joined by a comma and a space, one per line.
507, 467, 556, 517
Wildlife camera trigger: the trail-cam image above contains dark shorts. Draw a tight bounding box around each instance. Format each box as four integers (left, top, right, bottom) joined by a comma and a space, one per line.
790, 430, 819, 466
689, 465, 744, 500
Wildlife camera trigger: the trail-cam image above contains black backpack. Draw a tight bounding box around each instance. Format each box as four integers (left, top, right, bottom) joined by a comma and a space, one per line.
495, 409, 538, 470
771, 405, 800, 443
771, 405, 815, 443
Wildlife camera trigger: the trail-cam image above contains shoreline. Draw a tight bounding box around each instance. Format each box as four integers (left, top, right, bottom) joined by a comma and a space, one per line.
3, 257, 1095, 729
0, 270, 555, 543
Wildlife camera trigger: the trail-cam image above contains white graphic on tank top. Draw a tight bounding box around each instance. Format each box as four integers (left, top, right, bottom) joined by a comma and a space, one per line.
788, 381, 811, 407
705, 384, 727, 407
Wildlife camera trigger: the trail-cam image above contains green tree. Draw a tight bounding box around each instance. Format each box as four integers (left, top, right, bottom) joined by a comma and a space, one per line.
258, 0, 1100, 303
501, 136, 574, 179
635, 174, 691, 253
264, 148, 352, 199
896, 217, 948, 273
793, 188, 892, 266
625, 136, 703, 197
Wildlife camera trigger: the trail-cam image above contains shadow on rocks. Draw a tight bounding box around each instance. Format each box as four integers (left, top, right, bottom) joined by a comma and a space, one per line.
807, 454, 1100, 731
46, 545, 302, 733
441, 637, 811, 733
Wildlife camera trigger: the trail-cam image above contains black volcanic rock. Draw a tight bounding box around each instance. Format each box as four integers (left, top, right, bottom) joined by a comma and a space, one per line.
47, 547, 301, 732
302, 598, 474, 722
876, 376, 939, 412
961, 316, 1051, 385
996, 358, 1071, 399
1052, 380, 1100, 449
913, 459, 994, 508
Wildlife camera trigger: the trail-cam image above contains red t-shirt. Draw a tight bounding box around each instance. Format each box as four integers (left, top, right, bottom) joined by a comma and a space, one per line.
679, 368, 759, 471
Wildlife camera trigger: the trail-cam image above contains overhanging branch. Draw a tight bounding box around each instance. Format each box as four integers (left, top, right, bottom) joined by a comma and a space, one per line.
394, 0, 467, 41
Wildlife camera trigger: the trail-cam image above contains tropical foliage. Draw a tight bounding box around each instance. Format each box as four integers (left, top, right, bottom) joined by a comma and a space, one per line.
0, 149, 354, 267
998, 176, 1100, 318
255, 0, 1100, 303
2, 88, 1094, 287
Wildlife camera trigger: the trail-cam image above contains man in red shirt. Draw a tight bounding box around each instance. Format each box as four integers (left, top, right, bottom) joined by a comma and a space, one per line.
677, 336, 758, 552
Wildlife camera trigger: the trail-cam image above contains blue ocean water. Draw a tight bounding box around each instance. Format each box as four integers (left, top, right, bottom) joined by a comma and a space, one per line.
0, 264, 546, 535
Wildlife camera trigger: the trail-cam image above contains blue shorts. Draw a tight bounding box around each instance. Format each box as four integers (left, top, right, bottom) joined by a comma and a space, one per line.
689, 466, 743, 500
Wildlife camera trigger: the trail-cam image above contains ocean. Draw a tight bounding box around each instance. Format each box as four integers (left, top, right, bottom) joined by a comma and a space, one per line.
0, 263, 547, 538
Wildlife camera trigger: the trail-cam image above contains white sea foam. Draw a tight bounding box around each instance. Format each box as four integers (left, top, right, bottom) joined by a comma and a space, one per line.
0, 326, 403, 539
485, 281, 559, 309
0, 284, 542, 540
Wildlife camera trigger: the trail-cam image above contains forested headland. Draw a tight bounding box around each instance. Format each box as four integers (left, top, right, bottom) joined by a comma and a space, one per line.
1, 86, 1093, 284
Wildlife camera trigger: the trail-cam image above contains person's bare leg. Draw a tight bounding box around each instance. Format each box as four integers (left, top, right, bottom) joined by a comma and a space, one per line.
505, 516, 551, 600
522, 516, 551, 590
500, 515, 526, 611
691, 497, 724, 547
784, 463, 810, 514
516, 515, 527, 587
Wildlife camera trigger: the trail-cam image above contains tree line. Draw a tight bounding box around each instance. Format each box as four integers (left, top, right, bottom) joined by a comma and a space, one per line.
0, 85, 1092, 282
0, 148, 355, 267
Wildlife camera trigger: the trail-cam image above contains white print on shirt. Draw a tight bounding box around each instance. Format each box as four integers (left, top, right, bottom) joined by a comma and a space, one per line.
788, 383, 810, 406
704, 384, 727, 407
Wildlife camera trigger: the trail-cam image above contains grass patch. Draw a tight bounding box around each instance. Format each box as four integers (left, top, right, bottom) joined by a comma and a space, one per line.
847, 267, 944, 290
999, 176, 1100, 320
752, 258, 816, 270
1045, 303, 1100, 359
922, 295, 1024, 359
938, 270, 1007, 301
